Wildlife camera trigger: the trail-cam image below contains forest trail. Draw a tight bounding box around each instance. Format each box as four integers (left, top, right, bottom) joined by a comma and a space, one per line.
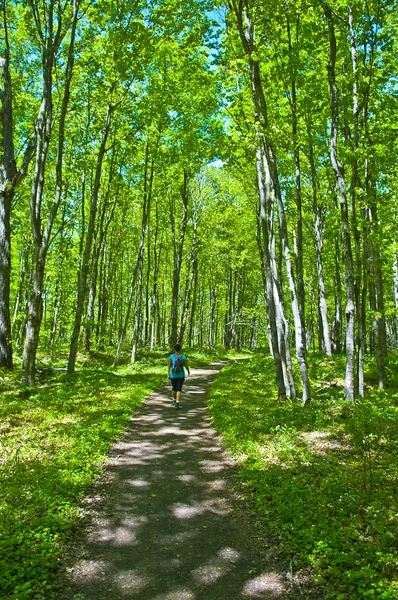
60, 362, 292, 600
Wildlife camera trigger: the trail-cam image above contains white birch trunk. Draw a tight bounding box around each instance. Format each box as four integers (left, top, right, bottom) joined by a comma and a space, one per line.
323, 3, 356, 400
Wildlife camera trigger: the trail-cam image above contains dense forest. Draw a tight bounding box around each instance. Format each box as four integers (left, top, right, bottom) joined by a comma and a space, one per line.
1, 0, 398, 598
1, 0, 397, 394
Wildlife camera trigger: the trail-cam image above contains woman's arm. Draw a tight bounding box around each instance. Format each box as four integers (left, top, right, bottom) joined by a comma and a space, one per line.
184, 358, 190, 375
168, 358, 172, 378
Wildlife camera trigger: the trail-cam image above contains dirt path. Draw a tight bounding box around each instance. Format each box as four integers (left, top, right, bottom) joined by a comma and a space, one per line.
60, 362, 294, 600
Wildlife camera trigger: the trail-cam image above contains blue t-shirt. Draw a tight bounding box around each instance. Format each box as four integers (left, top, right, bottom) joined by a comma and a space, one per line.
169, 353, 186, 379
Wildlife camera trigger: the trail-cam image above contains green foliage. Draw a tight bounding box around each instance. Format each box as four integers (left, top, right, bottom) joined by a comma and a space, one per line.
208, 352, 398, 599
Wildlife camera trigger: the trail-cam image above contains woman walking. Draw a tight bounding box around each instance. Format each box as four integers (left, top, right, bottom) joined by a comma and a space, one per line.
168, 343, 190, 409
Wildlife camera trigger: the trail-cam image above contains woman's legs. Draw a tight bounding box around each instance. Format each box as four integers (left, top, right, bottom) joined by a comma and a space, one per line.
176, 378, 184, 401
171, 378, 184, 407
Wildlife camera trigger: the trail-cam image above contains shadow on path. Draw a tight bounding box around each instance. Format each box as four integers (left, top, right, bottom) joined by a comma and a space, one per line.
60, 362, 293, 600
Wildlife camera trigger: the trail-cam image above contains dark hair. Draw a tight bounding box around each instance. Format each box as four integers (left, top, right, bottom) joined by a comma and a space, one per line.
174, 343, 181, 352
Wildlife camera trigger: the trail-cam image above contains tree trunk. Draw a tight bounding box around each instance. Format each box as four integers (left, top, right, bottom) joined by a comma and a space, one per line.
208, 285, 216, 347
113, 142, 153, 366
271, 204, 296, 399
256, 148, 287, 400
369, 204, 387, 387
85, 152, 117, 352
178, 216, 198, 345
230, 2, 309, 401
323, 3, 356, 399
286, 5, 307, 353
333, 234, 343, 354
188, 258, 198, 347
150, 202, 162, 351
361, 4, 387, 387
68, 97, 114, 374
347, 5, 366, 397
307, 123, 332, 355
23, 14, 55, 387
131, 260, 144, 363
49, 202, 68, 352
23, 0, 79, 386
98, 243, 112, 347
169, 170, 189, 348
144, 233, 151, 346
12, 244, 29, 339
394, 256, 398, 346
270, 154, 310, 401
0, 5, 37, 367
0, 189, 13, 368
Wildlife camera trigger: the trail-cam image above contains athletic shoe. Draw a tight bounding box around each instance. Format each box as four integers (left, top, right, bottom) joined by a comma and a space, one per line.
175, 400, 180, 409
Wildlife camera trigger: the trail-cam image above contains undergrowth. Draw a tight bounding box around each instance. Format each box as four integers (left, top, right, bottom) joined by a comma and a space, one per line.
0, 347, 230, 600
208, 351, 398, 600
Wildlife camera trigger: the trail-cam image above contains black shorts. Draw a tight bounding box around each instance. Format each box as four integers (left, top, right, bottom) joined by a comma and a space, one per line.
171, 377, 185, 392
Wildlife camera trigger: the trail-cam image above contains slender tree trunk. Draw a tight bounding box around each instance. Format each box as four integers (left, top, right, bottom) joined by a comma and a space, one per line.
169, 170, 189, 348
0, 189, 13, 367
347, 5, 366, 397
98, 243, 111, 347
323, 3, 356, 399
198, 286, 205, 349
333, 234, 343, 354
271, 207, 295, 399
208, 285, 216, 347
23, 14, 55, 387
361, 3, 387, 387
144, 232, 151, 346
230, 270, 238, 348
150, 203, 162, 351
369, 204, 387, 387
307, 123, 332, 355
256, 148, 287, 400
85, 240, 99, 354
236, 269, 245, 350
394, 256, 398, 346
130, 148, 155, 361
49, 202, 67, 352
23, 1, 79, 385
131, 261, 144, 363
188, 258, 198, 347
178, 217, 198, 345
12, 245, 28, 337
50, 277, 60, 352
85, 154, 116, 352
273, 160, 310, 401
68, 97, 114, 374
286, 6, 306, 352
0, 4, 37, 367
224, 268, 232, 350
230, 2, 309, 401
113, 143, 153, 366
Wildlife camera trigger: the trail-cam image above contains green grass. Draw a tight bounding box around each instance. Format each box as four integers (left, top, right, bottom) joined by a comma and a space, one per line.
208, 351, 398, 600
0, 347, 232, 600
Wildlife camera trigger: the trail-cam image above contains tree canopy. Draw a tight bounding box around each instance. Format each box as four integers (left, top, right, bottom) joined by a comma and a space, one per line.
0, 0, 397, 394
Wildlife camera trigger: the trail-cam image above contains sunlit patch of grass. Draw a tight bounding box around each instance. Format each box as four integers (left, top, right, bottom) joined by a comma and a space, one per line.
208, 351, 398, 600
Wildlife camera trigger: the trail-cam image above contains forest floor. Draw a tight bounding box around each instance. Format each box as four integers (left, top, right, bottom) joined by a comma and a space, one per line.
207, 354, 398, 600
4, 350, 397, 599
57, 361, 304, 600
